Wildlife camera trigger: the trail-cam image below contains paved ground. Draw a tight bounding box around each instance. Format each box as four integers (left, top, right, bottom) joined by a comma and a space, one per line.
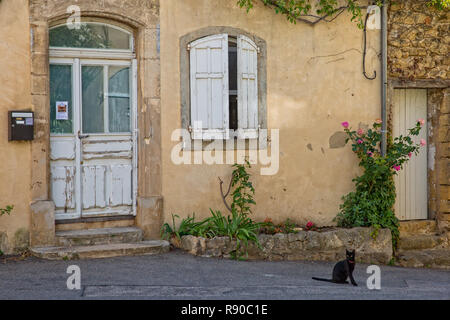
0, 250, 449, 300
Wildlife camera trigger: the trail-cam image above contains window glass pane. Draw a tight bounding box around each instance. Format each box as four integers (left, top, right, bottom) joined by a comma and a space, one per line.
50, 64, 73, 134
82, 66, 104, 133
229, 95, 238, 130
228, 41, 238, 131
50, 23, 131, 50
229, 41, 238, 91
108, 66, 131, 133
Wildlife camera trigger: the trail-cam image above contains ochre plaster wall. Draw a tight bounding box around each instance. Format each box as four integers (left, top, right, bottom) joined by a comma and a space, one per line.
0, 0, 32, 253
160, 0, 381, 226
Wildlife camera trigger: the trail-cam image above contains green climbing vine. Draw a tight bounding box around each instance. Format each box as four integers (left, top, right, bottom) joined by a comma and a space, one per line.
238, 0, 449, 28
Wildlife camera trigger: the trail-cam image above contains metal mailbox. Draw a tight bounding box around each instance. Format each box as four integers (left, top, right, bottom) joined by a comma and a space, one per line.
8, 111, 34, 141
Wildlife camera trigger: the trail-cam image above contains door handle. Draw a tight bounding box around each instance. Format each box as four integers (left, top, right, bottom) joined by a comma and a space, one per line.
77, 130, 90, 139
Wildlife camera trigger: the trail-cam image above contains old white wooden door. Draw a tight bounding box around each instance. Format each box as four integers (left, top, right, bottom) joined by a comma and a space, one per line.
393, 89, 428, 221
50, 58, 138, 220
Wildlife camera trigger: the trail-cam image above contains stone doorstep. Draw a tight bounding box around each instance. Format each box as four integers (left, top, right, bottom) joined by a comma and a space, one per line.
398, 234, 449, 251
399, 220, 437, 236
30, 240, 170, 260
55, 227, 143, 247
396, 249, 450, 270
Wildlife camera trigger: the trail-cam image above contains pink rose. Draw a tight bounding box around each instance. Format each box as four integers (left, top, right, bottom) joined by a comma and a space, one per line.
420, 139, 426, 147
408, 152, 412, 158
367, 151, 373, 157
375, 119, 383, 124
357, 139, 363, 144
341, 122, 349, 129
393, 165, 401, 172
418, 119, 425, 126
357, 128, 365, 135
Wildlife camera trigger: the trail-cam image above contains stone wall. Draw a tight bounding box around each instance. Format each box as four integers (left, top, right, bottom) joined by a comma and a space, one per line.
388, 0, 449, 80
436, 89, 450, 232
178, 227, 393, 265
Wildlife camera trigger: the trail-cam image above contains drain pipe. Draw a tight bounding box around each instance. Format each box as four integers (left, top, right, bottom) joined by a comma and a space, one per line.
381, 0, 388, 156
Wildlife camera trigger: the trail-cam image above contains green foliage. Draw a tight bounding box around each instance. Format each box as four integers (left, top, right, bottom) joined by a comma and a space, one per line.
0, 205, 13, 217
428, 0, 450, 10
335, 120, 425, 250
161, 211, 262, 260
230, 161, 256, 217
160, 214, 211, 240
208, 209, 262, 259
238, 0, 449, 28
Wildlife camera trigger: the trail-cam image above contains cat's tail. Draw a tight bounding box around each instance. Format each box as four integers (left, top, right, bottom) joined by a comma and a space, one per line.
312, 277, 334, 282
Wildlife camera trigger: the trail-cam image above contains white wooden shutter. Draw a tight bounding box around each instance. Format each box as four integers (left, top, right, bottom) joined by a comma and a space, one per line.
237, 35, 258, 139
190, 34, 229, 140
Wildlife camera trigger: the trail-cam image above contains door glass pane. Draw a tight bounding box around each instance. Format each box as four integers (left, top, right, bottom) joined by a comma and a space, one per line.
49, 23, 131, 50
108, 66, 131, 133
82, 66, 104, 133
50, 64, 73, 134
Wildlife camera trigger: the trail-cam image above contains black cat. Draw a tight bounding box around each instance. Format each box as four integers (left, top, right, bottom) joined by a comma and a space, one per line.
312, 249, 358, 286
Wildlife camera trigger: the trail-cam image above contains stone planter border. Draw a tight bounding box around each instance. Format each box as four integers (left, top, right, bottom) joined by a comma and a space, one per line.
175, 227, 393, 265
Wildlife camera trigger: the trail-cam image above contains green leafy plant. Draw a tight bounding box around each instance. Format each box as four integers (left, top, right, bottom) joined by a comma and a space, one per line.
230, 161, 256, 217
334, 119, 425, 249
0, 205, 13, 217
219, 160, 256, 217
160, 214, 211, 241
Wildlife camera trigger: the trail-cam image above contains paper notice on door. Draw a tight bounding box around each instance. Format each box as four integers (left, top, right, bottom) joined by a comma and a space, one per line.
56, 101, 69, 120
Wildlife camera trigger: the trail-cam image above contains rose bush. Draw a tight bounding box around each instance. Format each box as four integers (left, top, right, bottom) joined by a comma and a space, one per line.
335, 119, 425, 249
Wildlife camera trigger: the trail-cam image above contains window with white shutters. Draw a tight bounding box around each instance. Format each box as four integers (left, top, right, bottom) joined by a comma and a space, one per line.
190, 34, 229, 140
188, 33, 260, 140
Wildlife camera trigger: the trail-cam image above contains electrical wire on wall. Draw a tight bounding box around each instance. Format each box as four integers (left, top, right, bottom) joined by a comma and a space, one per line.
363, 11, 377, 80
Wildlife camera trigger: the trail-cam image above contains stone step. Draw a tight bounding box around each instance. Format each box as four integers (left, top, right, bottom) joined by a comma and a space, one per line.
396, 249, 450, 269
399, 220, 437, 236
31, 240, 170, 260
398, 234, 448, 251
55, 227, 143, 247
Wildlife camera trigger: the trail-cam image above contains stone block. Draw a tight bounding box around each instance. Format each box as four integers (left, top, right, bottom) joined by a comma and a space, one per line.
138, 27, 160, 60
0, 232, 8, 254
31, 75, 48, 95
31, 53, 49, 76
14, 228, 30, 252
30, 200, 55, 247
141, 58, 161, 99
440, 143, 450, 158
136, 196, 163, 239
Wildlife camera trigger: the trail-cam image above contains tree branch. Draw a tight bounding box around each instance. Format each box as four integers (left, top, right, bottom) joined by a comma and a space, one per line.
218, 173, 235, 213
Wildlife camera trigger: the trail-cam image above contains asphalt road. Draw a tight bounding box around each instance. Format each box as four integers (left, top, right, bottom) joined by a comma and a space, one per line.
0, 250, 449, 300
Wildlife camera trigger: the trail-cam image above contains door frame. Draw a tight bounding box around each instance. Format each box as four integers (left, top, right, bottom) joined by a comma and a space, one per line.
49, 55, 138, 220
388, 80, 450, 222
392, 88, 429, 221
